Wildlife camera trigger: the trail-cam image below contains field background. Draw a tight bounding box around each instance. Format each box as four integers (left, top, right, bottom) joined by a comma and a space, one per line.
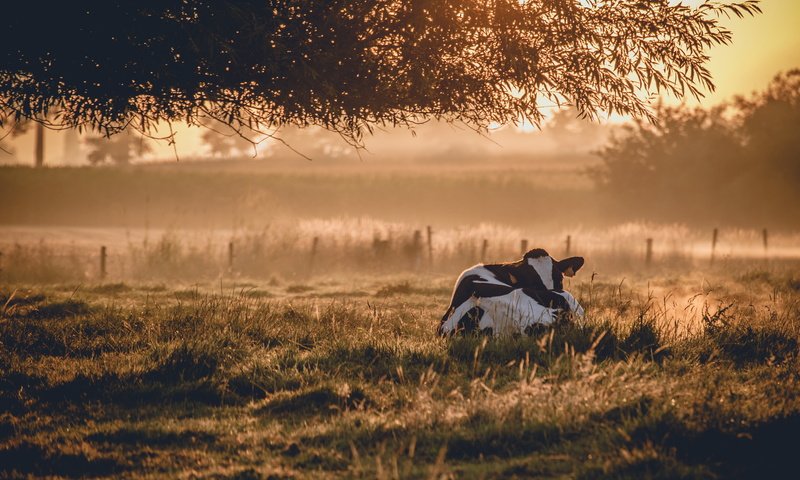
1, 159, 799, 478
0, 158, 597, 229
2, 159, 799, 286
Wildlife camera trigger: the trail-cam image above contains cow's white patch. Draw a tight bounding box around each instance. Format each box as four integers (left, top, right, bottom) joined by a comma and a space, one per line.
526, 256, 554, 290
480, 290, 558, 336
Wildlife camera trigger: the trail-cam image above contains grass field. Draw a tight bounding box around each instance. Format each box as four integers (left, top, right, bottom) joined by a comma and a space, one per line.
2, 262, 799, 478
0, 161, 596, 231
2, 161, 799, 478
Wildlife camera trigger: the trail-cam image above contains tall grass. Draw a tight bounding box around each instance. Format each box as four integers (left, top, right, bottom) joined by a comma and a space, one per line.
1, 271, 798, 477
2, 220, 798, 283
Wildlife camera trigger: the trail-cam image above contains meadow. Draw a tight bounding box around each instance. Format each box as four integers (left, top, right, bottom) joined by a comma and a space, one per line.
2, 162, 799, 478
1, 257, 799, 478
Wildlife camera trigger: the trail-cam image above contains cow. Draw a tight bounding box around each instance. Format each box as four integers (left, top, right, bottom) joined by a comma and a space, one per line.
438, 248, 584, 336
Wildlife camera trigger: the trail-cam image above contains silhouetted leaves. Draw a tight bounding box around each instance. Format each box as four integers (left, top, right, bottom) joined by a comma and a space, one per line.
0, 1, 760, 144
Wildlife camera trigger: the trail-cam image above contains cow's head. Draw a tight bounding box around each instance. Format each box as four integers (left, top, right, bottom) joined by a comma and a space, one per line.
523, 249, 584, 291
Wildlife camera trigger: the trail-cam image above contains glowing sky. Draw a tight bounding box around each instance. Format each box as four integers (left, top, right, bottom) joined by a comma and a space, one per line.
685, 0, 800, 103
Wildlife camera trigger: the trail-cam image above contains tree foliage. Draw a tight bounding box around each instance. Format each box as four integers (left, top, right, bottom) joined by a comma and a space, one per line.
201, 129, 257, 158
0, 1, 760, 144
590, 69, 800, 225
85, 132, 153, 165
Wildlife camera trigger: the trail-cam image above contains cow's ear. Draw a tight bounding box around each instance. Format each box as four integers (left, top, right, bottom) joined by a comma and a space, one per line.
556, 257, 584, 274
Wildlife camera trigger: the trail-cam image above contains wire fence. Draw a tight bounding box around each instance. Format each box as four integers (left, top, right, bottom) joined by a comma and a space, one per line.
1, 223, 796, 284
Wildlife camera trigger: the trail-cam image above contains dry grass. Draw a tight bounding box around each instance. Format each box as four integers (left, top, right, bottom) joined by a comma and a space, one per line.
1, 263, 799, 478
2, 221, 798, 286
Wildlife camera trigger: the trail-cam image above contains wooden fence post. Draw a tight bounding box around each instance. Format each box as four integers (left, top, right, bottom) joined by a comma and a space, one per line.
520, 239, 528, 256
426, 225, 433, 266
481, 239, 488, 263
710, 228, 718, 266
645, 238, 653, 267
228, 241, 234, 272
100, 246, 107, 280
309, 236, 320, 274
565, 235, 571, 257
412, 230, 422, 269
762, 228, 768, 257
144, 194, 150, 247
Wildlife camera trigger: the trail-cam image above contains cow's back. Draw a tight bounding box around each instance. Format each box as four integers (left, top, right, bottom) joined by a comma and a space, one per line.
446, 264, 509, 307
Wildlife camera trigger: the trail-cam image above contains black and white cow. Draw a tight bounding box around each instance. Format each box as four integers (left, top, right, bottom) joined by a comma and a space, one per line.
439, 248, 584, 336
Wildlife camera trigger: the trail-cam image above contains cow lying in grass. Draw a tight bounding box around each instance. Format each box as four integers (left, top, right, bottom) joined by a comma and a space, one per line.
439, 248, 584, 336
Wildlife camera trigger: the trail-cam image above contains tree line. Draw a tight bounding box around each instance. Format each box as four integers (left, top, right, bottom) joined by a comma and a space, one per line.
590, 70, 800, 226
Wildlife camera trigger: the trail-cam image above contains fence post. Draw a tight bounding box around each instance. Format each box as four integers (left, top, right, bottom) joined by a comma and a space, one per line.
412, 230, 422, 269
762, 228, 768, 257
100, 246, 107, 280
710, 228, 718, 266
645, 238, 653, 267
426, 225, 433, 266
565, 235, 571, 257
309, 236, 319, 275
144, 195, 150, 248
228, 241, 234, 272
481, 239, 488, 263
520, 239, 528, 256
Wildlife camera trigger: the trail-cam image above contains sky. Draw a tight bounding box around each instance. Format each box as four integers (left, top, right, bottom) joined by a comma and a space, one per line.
688, 0, 800, 103
3, 0, 799, 165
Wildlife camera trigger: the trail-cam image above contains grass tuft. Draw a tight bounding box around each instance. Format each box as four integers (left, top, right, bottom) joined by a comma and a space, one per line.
0, 442, 122, 478
261, 384, 371, 417
21, 299, 92, 320
89, 283, 131, 294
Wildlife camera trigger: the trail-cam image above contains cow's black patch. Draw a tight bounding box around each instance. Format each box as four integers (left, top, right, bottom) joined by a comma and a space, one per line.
447, 274, 483, 313
524, 323, 550, 337
555, 256, 585, 273
471, 283, 514, 299
523, 248, 550, 259
483, 262, 549, 291
456, 307, 484, 334
552, 268, 564, 291
520, 288, 570, 311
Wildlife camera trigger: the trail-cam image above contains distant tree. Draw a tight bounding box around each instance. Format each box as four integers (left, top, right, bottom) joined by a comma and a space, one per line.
0, 1, 761, 147
85, 131, 152, 165
545, 107, 608, 150
0, 120, 27, 156
201, 129, 255, 158
0, 119, 45, 167
591, 103, 741, 197
60, 129, 82, 165
589, 70, 800, 224
0, 136, 12, 157
735, 69, 800, 184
